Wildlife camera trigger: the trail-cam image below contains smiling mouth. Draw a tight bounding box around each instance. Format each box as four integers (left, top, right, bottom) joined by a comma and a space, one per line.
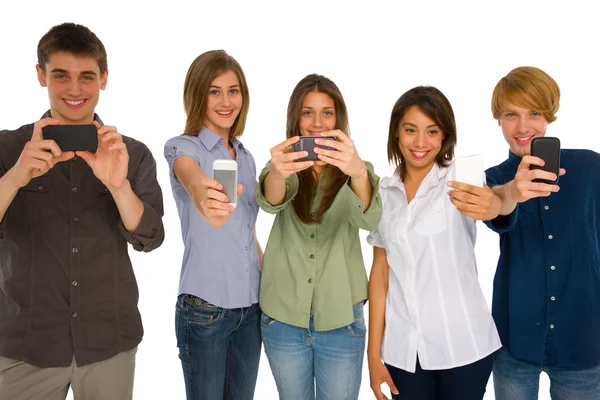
410, 150, 429, 159
308, 131, 324, 136
64, 99, 87, 109
514, 135, 535, 144
217, 110, 234, 118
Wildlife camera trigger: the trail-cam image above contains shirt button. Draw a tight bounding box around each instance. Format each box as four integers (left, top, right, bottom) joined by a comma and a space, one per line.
551, 296, 556, 301
72, 217, 79, 222
548, 235, 553, 240
245, 246, 248, 250
310, 234, 315, 239
544, 205, 550, 210
550, 324, 555, 329
73, 156, 79, 162
37, 185, 44, 190
310, 254, 314, 259
308, 278, 312, 283
245, 268, 248, 272
311, 213, 315, 217
551, 265, 556, 270
72, 280, 78, 287
72, 187, 78, 193
247, 224, 251, 228
104, 187, 109, 193
72, 312, 78, 318
248, 201, 251, 206
72, 247, 79, 253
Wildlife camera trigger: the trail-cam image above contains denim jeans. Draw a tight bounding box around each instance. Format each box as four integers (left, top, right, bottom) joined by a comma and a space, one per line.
175, 294, 261, 400
261, 302, 366, 400
494, 346, 600, 400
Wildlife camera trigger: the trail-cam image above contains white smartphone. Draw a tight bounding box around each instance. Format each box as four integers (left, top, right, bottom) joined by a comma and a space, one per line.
212, 159, 238, 207
455, 154, 483, 187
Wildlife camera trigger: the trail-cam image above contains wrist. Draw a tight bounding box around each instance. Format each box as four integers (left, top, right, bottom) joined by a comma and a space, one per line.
350, 168, 368, 181
5, 167, 26, 190
106, 179, 131, 198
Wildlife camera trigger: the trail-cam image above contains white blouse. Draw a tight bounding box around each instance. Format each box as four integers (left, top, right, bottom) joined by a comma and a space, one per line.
367, 162, 501, 373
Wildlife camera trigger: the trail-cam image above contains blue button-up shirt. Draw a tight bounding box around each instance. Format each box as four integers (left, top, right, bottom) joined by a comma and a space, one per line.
485, 150, 600, 369
164, 127, 260, 309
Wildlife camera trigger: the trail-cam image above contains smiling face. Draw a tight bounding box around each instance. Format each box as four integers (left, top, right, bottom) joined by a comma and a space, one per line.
398, 105, 445, 175
498, 99, 548, 157
299, 91, 336, 166
203, 70, 243, 137
36, 51, 107, 124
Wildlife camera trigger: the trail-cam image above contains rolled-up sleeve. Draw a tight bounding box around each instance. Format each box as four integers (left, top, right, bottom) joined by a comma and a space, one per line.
344, 161, 382, 230
121, 144, 165, 252
255, 162, 299, 214
164, 136, 203, 182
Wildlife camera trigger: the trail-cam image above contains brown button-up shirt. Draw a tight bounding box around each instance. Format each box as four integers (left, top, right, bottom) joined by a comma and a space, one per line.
0, 113, 164, 367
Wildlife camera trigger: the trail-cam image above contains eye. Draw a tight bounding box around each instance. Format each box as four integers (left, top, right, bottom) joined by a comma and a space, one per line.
428, 130, 439, 135
54, 74, 67, 80
81, 75, 94, 81
404, 128, 416, 134
324, 111, 335, 116
531, 111, 542, 117
302, 110, 313, 116
229, 89, 239, 95
504, 112, 516, 118
209, 90, 219, 96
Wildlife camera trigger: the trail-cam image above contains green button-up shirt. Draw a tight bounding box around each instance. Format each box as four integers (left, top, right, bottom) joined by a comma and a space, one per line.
256, 162, 382, 331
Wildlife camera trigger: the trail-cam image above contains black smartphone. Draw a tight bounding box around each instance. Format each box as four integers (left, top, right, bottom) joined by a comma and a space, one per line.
42, 124, 98, 154
530, 137, 560, 184
292, 136, 336, 161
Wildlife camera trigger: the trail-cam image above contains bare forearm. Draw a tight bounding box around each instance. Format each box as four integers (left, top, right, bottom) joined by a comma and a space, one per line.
109, 179, 144, 232
350, 173, 372, 210
0, 169, 21, 222
367, 264, 388, 360
491, 181, 518, 215
263, 172, 288, 206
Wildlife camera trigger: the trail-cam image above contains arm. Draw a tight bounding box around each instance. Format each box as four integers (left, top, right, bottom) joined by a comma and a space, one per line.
0, 172, 19, 223
350, 172, 373, 210
173, 155, 240, 228
368, 246, 399, 400
109, 179, 144, 232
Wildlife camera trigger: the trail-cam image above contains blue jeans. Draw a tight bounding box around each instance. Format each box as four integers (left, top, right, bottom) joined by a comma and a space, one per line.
494, 346, 600, 400
261, 302, 366, 400
175, 294, 261, 400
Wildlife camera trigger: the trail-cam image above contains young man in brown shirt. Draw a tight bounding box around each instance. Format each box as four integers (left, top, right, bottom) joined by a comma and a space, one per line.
0, 22, 164, 400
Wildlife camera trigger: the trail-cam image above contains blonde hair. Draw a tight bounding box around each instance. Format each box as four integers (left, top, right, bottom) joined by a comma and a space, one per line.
183, 50, 249, 138
491, 66, 560, 123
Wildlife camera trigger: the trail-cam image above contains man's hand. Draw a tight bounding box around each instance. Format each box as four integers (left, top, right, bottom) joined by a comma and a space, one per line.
507, 155, 566, 203
76, 121, 129, 190
8, 117, 74, 188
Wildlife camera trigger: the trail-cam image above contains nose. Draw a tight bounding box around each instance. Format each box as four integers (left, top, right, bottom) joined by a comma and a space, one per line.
414, 131, 427, 148
312, 113, 324, 128
220, 92, 232, 107
517, 117, 530, 133
66, 79, 82, 97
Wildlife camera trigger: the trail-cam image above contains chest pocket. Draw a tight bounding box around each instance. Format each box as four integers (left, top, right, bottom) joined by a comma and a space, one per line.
93, 180, 118, 220
19, 176, 54, 220
414, 196, 448, 236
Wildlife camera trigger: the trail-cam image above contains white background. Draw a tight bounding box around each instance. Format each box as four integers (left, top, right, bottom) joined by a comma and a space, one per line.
1, 1, 599, 399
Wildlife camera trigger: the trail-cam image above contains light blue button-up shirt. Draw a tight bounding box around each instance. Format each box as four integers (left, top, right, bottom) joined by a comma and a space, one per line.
164, 127, 260, 308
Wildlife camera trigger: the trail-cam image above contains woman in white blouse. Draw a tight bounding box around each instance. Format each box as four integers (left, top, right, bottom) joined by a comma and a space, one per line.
367, 86, 502, 400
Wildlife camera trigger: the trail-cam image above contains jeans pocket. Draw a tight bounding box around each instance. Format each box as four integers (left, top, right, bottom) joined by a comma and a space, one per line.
188, 304, 223, 327
347, 303, 366, 337
261, 312, 277, 329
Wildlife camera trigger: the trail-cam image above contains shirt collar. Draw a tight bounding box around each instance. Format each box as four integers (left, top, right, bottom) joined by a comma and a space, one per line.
383, 162, 448, 191
507, 150, 521, 168
198, 126, 244, 152
41, 110, 104, 126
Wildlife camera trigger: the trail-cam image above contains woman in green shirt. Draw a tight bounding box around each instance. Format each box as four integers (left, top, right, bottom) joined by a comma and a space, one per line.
256, 74, 382, 400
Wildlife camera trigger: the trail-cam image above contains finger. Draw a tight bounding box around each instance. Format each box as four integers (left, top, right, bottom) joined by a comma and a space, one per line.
237, 183, 244, 196
278, 151, 309, 162
320, 129, 350, 142
30, 139, 62, 157
201, 178, 222, 191
207, 199, 234, 211
272, 136, 301, 154
449, 196, 481, 212
559, 168, 566, 176
108, 142, 127, 152
93, 120, 102, 131
447, 180, 484, 193
386, 377, 399, 396
314, 147, 348, 161
528, 169, 558, 182
96, 125, 118, 136
317, 153, 341, 167
448, 189, 478, 204
206, 188, 229, 203
372, 385, 389, 400
314, 137, 346, 152
529, 182, 560, 192
519, 155, 544, 171
102, 131, 124, 143
205, 208, 231, 217
54, 151, 75, 163
75, 151, 95, 167
33, 117, 60, 141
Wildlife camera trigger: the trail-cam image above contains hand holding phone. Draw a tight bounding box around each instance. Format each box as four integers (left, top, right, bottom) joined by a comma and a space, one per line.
42, 124, 98, 154
212, 159, 238, 207
292, 136, 336, 161
530, 137, 560, 184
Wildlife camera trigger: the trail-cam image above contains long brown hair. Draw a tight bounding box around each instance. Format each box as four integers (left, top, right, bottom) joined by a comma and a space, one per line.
287, 74, 349, 224
387, 86, 457, 179
183, 50, 249, 139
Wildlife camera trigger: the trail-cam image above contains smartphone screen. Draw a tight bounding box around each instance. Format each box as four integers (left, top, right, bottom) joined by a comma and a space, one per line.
213, 168, 237, 204
42, 124, 98, 154
530, 137, 560, 184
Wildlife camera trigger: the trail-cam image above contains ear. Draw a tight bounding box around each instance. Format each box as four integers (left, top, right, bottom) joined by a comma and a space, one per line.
497, 120, 501, 127
36, 64, 47, 87
100, 68, 109, 90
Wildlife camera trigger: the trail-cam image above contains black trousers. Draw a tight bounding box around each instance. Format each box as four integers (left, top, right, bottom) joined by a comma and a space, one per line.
386, 353, 494, 400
